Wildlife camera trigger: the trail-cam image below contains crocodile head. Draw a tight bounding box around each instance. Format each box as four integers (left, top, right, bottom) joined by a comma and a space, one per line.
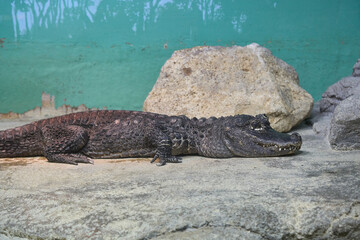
222, 114, 302, 157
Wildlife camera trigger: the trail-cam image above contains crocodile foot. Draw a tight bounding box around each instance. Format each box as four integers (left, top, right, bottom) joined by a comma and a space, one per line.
150, 153, 182, 166
45, 153, 94, 165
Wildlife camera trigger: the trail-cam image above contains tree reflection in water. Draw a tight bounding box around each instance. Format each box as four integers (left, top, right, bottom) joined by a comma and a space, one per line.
10, 0, 240, 40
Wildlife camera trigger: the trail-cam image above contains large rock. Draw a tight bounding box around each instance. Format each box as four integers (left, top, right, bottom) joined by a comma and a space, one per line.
319, 59, 360, 113
328, 93, 360, 150
143, 43, 313, 132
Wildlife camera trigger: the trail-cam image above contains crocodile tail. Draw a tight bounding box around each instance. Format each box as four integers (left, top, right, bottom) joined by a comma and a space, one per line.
0, 123, 43, 158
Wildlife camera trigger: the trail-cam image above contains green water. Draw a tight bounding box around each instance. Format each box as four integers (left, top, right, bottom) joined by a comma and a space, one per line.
0, 0, 359, 113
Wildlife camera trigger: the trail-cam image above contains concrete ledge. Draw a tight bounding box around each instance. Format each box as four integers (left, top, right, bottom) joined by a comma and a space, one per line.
0, 122, 359, 239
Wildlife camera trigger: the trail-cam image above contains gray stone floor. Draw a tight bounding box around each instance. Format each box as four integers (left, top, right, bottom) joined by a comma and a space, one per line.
0, 119, 359, 239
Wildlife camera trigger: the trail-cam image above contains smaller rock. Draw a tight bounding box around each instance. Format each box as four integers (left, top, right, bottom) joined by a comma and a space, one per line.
320, 58, 360, 113
353, 58, 360, 77
328, 93, 360, 150
314, 58, 360, 149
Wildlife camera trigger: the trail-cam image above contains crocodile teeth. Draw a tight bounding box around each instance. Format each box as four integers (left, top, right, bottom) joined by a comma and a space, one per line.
256, 142, 299, 152
279, 146, 295, 152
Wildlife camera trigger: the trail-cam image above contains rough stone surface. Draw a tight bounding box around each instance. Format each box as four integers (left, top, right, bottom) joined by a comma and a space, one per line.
1, 120, 360, 240
143, 43, 313, 132
311, 102, 333, 137
319, 78, 360, 114
328, 94, 360, 150
319, 58, 360, 113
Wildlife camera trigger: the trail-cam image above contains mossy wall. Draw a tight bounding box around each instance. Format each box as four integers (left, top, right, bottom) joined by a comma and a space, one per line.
0, 0, 359, 113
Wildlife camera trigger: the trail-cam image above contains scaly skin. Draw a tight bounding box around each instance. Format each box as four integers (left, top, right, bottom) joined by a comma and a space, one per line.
0, 110, 302, 166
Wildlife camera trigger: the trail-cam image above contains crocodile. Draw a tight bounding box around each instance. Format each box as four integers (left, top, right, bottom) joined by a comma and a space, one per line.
0, 110, 302, 166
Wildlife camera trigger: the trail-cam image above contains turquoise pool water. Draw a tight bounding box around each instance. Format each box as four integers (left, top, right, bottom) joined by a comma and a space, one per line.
0, 0, 359, 113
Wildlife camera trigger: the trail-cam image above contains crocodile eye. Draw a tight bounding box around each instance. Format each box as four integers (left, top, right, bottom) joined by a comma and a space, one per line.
256, 114, 269, 121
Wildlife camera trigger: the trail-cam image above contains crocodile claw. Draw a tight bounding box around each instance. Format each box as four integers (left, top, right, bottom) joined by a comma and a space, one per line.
150, 154, 182, 166
150, 154, 159, 164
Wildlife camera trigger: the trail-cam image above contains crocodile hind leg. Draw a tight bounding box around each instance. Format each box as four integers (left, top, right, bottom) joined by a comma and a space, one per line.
41, 125, 93, 165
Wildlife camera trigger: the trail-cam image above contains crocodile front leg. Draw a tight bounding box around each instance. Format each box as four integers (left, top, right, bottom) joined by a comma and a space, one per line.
149, 127, 182, 166
150, 138, 182, 166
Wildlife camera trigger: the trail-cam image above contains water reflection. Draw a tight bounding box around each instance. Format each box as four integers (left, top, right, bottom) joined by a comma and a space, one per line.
232, 13, 247, 33
10, 0, 246, 40
11, 0, 103, 39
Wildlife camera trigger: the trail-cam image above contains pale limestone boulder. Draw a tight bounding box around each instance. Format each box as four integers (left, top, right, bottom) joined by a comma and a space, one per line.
143, 43, 313, 132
